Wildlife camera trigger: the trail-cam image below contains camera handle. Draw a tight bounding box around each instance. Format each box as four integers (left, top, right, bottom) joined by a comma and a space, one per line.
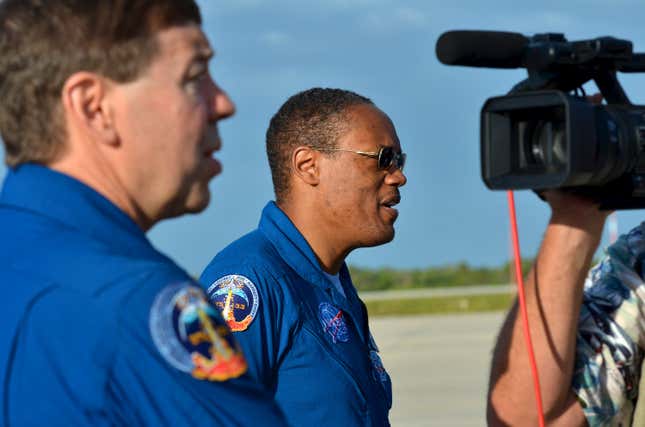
594, 69, 631, 105
510, 67, 631, 105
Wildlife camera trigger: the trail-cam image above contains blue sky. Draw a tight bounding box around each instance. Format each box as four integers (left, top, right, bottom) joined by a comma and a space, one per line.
2, 0, 645, 275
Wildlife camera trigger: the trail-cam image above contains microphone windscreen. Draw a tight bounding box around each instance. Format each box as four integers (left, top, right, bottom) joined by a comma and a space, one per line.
436, 30, 529, 68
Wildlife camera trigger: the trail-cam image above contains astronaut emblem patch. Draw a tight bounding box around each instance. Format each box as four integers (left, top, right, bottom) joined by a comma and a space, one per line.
207, 275, 259, 332
319, 302, 350, 343
149, 283, 247, 382
370, 350, 389, 383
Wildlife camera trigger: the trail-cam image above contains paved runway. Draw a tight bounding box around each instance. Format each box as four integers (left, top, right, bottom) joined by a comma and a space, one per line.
360, 285, 514, 301
369, 312, 507, 426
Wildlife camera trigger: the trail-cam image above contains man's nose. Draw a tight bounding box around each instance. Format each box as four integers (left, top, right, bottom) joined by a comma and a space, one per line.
209, 79, 236, 122
386, 168, 407, 187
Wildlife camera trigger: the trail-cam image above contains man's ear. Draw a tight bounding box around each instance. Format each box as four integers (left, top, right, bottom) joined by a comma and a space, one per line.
291, 146, 320, 186
61, 72, 118, 146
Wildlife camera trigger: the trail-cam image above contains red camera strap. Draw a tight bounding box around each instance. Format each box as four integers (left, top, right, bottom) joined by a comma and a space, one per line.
507, 190, 546, 427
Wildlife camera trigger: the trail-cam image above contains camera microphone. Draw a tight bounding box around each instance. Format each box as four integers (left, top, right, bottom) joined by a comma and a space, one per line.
436, 30, 528, 69
437, 29, 645, 209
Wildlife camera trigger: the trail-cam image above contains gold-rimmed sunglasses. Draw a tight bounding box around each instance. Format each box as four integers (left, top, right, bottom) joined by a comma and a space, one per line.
312, 145, 406, 171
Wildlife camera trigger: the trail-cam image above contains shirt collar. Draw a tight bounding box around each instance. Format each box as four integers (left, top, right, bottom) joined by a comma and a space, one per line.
258, 202, 366, 339
258, 201, 337, 292
0, 164, 153, 255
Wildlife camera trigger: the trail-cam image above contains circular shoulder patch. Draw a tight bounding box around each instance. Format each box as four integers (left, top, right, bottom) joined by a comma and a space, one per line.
149, 283, 247, 381
207, 275, 259, 332
319, 302, 350, 343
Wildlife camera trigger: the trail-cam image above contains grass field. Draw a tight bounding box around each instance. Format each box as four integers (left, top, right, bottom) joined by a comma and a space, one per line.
365, 292, 515, 316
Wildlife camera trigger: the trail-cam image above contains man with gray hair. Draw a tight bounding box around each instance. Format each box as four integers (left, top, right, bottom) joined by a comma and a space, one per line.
0, 1, 287, 425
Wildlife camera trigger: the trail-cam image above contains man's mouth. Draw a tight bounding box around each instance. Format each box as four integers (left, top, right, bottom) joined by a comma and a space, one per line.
381, 195, 401, 220
203, 133, 222, 156
203, 137, 223, 176
204, 145, 218, 157
381, 195, 401, 209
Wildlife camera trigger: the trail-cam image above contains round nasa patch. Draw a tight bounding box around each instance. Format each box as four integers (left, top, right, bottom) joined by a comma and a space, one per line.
149, 283, 247, 381
207, 275, 259, 332
370, 350, 389, 383
319, 302, 350, 343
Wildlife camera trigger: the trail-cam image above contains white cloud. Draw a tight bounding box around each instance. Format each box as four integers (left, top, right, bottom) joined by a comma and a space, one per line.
323, 0, 387, 9
201, 0, 264, 11
359, 6, 429, 33
259, 31, 292, 47
538, 11, 573, 29
394, 7, 429, 27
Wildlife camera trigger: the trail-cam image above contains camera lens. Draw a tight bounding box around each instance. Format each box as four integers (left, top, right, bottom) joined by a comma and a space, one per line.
525, 121, 566, 167
529, 134, 546, 164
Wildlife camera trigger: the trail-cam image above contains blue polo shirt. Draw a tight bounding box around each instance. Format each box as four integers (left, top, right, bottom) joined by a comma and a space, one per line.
0, 165, 287, 427
200, 202, 392, 427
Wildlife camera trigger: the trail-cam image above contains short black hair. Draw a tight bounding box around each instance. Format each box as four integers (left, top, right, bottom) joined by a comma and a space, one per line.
266, 87, 373, 202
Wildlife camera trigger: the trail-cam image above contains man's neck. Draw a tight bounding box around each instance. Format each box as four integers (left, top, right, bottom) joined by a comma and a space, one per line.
277, 200, 351, 275
49, 155, 153, 231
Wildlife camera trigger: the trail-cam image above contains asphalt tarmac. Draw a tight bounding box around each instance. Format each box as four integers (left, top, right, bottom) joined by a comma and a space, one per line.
369, 312, 507, 426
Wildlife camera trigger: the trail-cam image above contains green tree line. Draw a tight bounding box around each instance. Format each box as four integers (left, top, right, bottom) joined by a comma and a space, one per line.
349, 259, 534, 291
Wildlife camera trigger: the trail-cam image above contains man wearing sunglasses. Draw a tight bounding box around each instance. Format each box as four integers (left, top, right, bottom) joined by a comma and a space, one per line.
200, 88, 407, 426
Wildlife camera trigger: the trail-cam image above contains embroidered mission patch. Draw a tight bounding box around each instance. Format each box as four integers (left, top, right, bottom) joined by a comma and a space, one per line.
369, 350, 389, 383
318, 302, 350, 343
207, 275, 259, 332
149, 283, 247, 381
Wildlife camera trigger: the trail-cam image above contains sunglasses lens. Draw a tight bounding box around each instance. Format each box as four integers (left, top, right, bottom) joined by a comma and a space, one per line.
378, 147, 395, 169
397, 153, 406, 171
378, 147, 406, 171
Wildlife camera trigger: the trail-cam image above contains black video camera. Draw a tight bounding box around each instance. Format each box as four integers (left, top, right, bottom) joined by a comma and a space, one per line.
436, 30, 645, 210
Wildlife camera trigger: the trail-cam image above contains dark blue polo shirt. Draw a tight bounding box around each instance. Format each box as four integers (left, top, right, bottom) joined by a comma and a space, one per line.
0, 164, 287, 427
201, 202, 392, 427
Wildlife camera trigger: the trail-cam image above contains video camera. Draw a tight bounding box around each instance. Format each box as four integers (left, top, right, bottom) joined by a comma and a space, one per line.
436, 30, 645, 210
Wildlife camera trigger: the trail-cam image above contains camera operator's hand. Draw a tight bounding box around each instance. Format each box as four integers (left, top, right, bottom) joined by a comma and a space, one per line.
543, 188, 611, 233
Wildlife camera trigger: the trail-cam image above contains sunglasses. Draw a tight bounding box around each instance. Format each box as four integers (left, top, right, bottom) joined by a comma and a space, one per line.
313, 145, 406, 171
